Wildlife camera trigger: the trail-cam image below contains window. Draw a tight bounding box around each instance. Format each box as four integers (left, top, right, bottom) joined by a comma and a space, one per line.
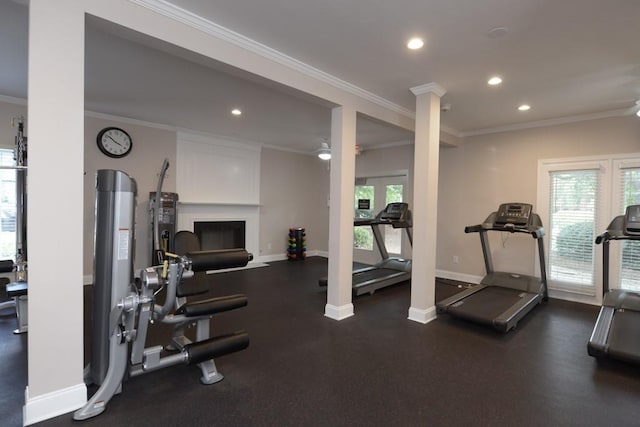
547, 170, 599, 287
353, 185, 374, 250
352, 174, 408, 265
384, 184, 404, 254
614, 161, 640, 291
538, 154, 640, 301
0, 148, 16, 260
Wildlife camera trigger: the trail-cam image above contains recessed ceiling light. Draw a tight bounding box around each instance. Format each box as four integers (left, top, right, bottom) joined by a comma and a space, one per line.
407, 38, 424, 50
488, 76, 503, 86
231, 108, 242, 116
518, 104, 531, 111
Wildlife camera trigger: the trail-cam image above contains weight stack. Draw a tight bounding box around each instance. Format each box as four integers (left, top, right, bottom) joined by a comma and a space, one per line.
287, 227, 306, 261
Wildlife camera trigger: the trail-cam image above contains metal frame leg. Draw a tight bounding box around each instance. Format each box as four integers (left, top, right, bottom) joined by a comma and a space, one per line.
195, 317, 223, 384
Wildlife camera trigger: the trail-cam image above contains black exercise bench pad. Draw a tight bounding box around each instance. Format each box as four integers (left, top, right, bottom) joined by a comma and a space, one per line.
0, 260, 14, 273
6, 282, 28, 297
186, 331, 249, 365
175, 294, 247, 317
176, 272, 210, 298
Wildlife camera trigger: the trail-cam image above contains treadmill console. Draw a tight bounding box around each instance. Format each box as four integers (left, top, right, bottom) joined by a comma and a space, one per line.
379, 202, 409, 221
624, 204, 640, 236
495, 203, 533, 227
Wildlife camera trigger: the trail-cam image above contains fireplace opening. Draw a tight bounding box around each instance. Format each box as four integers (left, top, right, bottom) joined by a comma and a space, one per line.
194, 220, 246, 250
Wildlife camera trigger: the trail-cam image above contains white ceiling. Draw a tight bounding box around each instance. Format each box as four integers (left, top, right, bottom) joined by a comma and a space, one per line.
1, 0, 639, 153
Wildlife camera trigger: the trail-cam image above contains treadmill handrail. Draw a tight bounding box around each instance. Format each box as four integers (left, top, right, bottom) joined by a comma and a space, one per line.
466, 210, 545, 238
595, 215, 640, 243
354, 217, 412, 228
465, 223, 545, 238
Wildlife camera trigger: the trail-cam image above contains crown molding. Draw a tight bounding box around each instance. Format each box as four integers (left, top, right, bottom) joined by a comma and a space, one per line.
128, 0, 414, 119
410, 82, 447, 97
461, 107, 633, 137
0, 94, 27, 106
440, 124, 462, 138
86, 110, 177, 131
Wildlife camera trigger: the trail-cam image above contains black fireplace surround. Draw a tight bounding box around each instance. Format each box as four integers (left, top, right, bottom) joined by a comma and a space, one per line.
194, 220, 246, 250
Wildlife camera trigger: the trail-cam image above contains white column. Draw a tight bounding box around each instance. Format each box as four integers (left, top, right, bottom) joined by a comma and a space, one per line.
24, 1, 87, 424
408, 83, 446, 324
325, 106, 357, 320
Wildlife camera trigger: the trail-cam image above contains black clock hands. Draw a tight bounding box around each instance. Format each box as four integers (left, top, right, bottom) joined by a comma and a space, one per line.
106, 135, 124, 147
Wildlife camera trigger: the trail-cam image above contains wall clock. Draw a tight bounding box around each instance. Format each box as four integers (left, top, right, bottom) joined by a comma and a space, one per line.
96, 127, 132, 158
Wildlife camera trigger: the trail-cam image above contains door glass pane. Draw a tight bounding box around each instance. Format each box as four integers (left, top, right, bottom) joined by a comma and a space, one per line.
354, 185, 374, 250
548, 170, 597, 286
620, 168, 640, 290
385, 184, 403, 254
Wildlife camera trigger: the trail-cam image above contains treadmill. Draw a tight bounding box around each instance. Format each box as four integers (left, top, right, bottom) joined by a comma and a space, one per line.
319, 202, 412, 296
436, 202, 548, 332
588, 205, 640, 363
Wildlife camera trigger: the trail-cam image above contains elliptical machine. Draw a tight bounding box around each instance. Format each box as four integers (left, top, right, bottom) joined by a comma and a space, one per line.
74, 169, 251, 420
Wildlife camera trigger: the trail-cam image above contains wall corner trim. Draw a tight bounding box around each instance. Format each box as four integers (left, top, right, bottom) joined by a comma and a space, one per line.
23, 383, 87, 426
324, 303, 354, 320
408, 306, 437, 324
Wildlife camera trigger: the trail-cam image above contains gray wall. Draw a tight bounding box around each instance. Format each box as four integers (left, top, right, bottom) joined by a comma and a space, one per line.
83, 115, 333, 276
0, 100, 333, 278
437, 116, 640, 281
4, 99, 639, 285
355, 144, 415, 203
84, 117, 177, 275
259, 147, 330, 257
0, 101, 27, 150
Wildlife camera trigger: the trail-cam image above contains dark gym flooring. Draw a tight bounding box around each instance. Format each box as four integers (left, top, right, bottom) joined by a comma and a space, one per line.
3, 256, 640, 426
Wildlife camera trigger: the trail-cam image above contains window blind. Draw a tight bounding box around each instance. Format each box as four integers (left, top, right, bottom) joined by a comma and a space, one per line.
548, 169, 600, 289
619, 167, 640, 290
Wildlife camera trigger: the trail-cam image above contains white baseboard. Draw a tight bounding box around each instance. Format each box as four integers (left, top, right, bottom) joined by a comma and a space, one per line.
407, 306, 437, 324
547, 288, 600, 306
435, 269, 482, 285
256, 253, 287, 263
23, 383, 87, 426
324, 303, 354, 320
255, 250, 325, 263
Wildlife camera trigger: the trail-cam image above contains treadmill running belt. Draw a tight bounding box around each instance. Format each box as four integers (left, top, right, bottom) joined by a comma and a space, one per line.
448, 287, 528, 324
353, 268, 401, 284
606, 310, 640, 363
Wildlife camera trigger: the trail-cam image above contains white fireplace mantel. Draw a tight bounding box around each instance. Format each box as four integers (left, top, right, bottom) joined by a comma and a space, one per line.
175, 132, 263, 259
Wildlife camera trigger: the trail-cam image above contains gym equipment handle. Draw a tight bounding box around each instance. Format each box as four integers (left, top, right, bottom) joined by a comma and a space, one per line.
187, 249, 253, 272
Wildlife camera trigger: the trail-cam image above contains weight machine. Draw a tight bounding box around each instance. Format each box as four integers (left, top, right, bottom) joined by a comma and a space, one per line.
0, 116, 28, 334
74, 169, 251, 420
149, 158, 178, 265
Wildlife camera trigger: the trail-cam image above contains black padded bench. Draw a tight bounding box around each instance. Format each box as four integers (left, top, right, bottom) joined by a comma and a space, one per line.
175, 294, 248, 317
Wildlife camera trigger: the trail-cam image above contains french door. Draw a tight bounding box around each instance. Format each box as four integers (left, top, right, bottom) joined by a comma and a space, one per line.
353, 175, 407, 265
